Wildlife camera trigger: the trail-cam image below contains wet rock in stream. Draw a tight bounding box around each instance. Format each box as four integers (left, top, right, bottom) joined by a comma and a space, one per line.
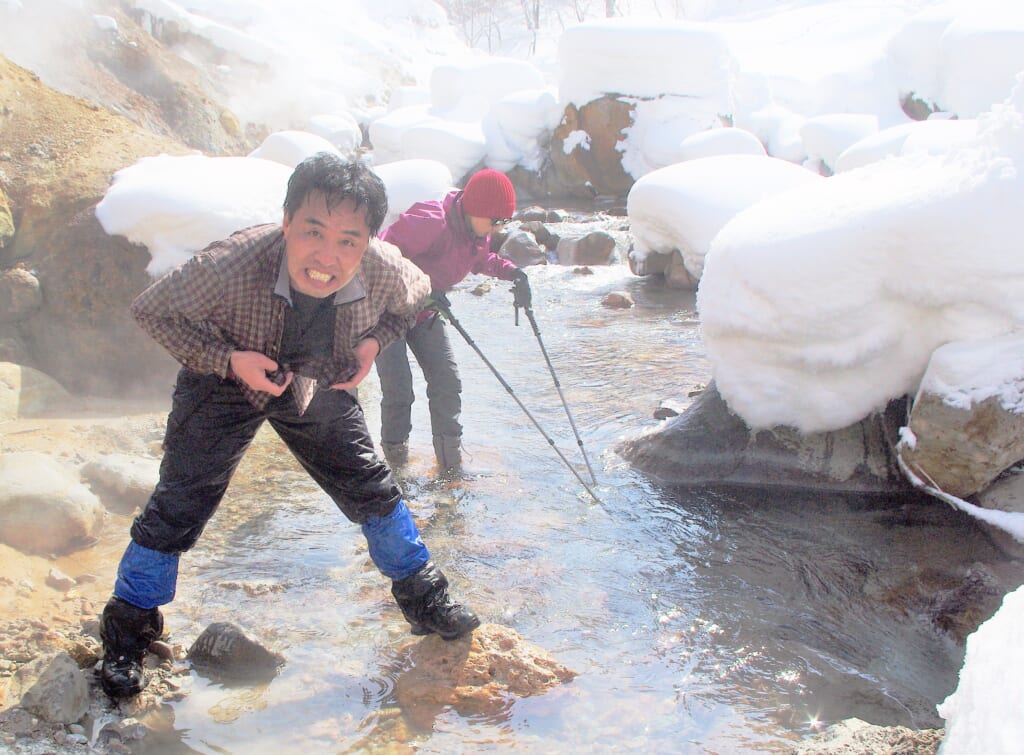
392, 623, 576, 728
187, 622, 285, 682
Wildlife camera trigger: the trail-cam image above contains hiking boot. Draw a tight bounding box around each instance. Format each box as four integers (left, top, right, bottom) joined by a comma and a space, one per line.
391, 560, 480, 640
99, 597, 163, 699
382, 440, 409, 468
100, 653, 147, 699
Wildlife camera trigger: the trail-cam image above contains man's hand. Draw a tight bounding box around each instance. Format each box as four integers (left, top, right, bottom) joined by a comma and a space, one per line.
230, 350, 292, 395
330, 337, 380, 391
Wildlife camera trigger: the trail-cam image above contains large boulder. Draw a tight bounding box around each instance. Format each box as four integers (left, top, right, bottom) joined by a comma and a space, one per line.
80, 453, 161, 514
548, 96, 636, 198
898, 339, 1024, 499
617, 382, 912, 494
625, 154, 822, 289
499, 230, 548, 267
0, 362, 71, 421
15, 208, 178, 396
0, 452, 106, 555
555, 230, 618, 266
0, 54, 186, 395
900, 391, 1024, 499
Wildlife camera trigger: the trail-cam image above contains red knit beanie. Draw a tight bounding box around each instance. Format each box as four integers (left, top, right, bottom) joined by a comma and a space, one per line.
461, 169, 516, 219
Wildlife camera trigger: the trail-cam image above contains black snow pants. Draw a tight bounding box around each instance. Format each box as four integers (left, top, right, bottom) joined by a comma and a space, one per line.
131, 369, 402, 554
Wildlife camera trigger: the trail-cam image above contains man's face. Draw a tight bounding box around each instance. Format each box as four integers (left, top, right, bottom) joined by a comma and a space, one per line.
282, 192, 371, 298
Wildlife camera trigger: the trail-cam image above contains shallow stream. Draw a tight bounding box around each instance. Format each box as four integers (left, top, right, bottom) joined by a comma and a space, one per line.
118, 245, 1020, 754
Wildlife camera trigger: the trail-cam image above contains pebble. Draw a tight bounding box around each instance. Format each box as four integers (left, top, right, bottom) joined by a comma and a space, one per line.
46, 567, 77, 591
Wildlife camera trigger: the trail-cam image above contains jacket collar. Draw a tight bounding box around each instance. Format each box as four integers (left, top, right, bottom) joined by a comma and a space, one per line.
447, 190, 485, 245
273, 248, 367, 306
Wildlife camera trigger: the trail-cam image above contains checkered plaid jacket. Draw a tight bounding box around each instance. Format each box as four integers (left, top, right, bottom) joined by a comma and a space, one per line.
131, 223, 430, 410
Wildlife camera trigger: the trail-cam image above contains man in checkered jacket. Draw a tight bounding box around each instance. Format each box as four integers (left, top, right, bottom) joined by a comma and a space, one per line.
98, 153, 480, 700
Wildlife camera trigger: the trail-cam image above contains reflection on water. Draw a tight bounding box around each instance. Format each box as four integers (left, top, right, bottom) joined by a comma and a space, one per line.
135, 262, 1016, 753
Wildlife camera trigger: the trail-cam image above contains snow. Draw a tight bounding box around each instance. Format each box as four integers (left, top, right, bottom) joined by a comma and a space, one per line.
627, 155, 820, 280
248, 130, 344, 168
799, 113, 879, 173
371, 159, 455, 227
4, 0, 1024, 749
696, 93, 1024, 434
918, 334, 1024, 415
833, 118, 979, 173
938, 584, 1024, 754
94, 153, 455, 275
557, 18, 735, 106
94, 154, 293, 276
677, 127, 766, 162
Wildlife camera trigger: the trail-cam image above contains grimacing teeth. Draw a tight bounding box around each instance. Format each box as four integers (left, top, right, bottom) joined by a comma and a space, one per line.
307, 269, 332, 283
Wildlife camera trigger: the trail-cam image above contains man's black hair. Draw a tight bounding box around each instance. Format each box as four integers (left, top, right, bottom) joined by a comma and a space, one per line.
283, 152, 389, 236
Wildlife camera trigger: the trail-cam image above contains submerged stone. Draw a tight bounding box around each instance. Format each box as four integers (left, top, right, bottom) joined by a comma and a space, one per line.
393, 623, 576, 726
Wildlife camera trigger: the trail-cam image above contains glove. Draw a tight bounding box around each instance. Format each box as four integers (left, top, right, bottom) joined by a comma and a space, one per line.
511, 268, 531, 309
426, 290, 451, 311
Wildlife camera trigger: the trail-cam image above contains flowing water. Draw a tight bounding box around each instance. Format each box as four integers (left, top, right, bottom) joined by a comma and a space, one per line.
126, 246, 1021, 754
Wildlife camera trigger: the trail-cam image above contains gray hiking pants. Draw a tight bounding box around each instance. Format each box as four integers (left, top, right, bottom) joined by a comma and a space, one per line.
376, 314, 462, 445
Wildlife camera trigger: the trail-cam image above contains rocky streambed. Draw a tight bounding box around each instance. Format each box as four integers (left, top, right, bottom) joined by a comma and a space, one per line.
0, 393, 978, 755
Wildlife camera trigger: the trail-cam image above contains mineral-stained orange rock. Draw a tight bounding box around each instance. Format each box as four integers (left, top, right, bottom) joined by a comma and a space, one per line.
393, 623, 576, 727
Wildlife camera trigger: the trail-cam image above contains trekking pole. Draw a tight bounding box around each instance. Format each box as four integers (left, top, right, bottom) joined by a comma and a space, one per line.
428, 293, 602, 504
512, 275, 598, 486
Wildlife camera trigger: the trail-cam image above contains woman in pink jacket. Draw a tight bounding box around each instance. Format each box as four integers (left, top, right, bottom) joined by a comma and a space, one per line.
376, 169, 528, 475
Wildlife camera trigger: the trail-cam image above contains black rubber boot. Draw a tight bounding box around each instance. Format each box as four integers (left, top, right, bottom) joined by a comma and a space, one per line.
99, 597, 164, 699
391, 561, 480, 640
382, 440, 409, 468
432, 434, 462, 477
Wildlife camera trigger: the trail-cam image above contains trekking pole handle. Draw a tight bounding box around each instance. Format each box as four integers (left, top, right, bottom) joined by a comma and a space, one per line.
511, 269, 531, 326
426, 290, 452, 329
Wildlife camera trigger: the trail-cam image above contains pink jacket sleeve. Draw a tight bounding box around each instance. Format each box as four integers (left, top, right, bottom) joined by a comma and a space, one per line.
475, 250, 518, 280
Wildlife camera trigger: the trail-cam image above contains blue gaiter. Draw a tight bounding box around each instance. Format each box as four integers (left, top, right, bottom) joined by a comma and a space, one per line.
113, 541, 179, 609
361, 499, 430, 580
